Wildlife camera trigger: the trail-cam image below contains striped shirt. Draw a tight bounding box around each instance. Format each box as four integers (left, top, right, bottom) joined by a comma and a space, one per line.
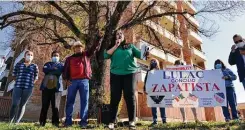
12, 62, 39, 89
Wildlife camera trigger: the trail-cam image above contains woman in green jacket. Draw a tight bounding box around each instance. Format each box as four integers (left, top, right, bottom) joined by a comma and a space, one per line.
104, 30, 148, 130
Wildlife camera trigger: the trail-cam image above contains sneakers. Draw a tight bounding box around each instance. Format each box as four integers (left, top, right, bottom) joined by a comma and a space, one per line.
183, 120, 188, 124
225, 119, 230, 122
129, 121, 136, 130
108, 123, 115, 129
149, 121, 157, 127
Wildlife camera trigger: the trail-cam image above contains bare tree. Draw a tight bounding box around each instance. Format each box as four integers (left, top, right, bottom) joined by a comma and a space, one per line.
1, 1, 245, 117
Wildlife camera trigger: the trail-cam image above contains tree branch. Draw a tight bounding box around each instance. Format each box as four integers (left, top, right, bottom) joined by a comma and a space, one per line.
76, 1, 89, 13
47, 1, 85, 40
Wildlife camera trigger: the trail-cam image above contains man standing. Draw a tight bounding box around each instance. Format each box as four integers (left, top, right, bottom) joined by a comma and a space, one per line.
63, 36, 102, 128
228, 34, 245, 89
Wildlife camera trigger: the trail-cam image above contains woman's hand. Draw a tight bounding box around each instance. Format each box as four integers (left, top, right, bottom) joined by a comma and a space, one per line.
66, 80, 72, 87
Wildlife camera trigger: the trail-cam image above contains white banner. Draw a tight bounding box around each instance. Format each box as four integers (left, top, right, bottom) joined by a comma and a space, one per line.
146, 69, 226, 107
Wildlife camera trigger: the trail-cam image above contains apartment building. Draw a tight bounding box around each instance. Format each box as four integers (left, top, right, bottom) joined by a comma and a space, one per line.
116, 1, 224, 122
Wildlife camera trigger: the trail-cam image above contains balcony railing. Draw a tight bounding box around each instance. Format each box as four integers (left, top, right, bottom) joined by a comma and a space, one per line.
0, 70, 9, 80
4, 47, 14, 61
183, 1, 197, 13
188, 29, 202, 44
7, 80, 15, 92
194, 64, 204, 70
166, 53, 180, 64
14, 50, 26, 66
138, 40, 167, 60
192, 47, 206, 60
138, 70, 147, 82
185, 13, 199, 27
144, 20, 183, 46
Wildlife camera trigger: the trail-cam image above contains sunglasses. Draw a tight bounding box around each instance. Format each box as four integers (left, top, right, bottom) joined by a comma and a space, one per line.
235, 40, 243, 44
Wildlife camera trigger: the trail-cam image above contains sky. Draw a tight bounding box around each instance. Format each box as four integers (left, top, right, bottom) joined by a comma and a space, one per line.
1, 2, 245, 103
202, 15, 245, 103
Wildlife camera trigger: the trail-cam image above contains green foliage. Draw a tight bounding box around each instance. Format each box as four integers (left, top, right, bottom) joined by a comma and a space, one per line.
1, 120, 244, 130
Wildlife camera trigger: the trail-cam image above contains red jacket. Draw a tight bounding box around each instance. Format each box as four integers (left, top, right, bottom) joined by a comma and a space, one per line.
63, 40, 102, 80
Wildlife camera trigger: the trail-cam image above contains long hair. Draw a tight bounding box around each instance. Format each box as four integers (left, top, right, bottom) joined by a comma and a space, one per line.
174, 60, 184, 65
150, 58, 160, 70
214, 59, 226, 69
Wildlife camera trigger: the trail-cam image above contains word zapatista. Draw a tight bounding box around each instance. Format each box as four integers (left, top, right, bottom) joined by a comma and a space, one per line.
152, 71, 220, 92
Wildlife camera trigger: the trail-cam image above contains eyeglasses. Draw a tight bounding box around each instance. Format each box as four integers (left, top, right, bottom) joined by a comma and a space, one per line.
235, 40, 243, 44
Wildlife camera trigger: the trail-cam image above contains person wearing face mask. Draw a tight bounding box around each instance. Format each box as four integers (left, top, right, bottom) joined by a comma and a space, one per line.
174, 60, 199, 123
144, 58, 166, 126
214, 59, 238, 122
104, 30, 149, 130
39, 51, 64, 127
229, 34, 245, 90
9, 50, 39, 124
63, 34, 102, 128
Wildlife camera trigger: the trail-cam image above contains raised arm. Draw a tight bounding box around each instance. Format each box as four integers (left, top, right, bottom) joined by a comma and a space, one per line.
86, 33, 103, 57
132, 44, 141, 59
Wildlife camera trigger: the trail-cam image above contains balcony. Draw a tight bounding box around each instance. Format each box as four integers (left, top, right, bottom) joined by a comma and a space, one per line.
148, 4, 180, 27
144, 20, 183, 47
188, 29, 202, 44
185, 13, 199, 27
192, 47, 206, 61
0, 70, 9, 81
166, 53, 179, 64
196, 65, 204, 70
138, 70, 147, 82
7, 80, 15, 92
4, 49, 14, 64
137, 40, 166, 60
0, 64, 8, 80
14, 50, 26, 66
183, 1, 197, 14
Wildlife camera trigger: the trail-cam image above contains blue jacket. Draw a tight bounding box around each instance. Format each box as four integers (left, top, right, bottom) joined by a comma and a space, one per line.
222, 68, 237, 87
228, 49, 245, 82
40, 62, 64, 92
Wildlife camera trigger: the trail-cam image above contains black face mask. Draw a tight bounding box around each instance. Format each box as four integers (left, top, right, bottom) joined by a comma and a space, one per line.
150, 62, 157, 70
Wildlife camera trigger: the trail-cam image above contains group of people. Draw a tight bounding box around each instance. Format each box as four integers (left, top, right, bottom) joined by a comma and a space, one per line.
7, 30, 245, 129
143, 34, 245, 126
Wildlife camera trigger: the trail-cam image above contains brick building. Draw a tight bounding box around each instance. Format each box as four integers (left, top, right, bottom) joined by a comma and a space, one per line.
0, 1, 225, 122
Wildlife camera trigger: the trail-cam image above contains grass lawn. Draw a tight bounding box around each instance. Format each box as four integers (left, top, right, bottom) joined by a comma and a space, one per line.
0, 120, 244, 130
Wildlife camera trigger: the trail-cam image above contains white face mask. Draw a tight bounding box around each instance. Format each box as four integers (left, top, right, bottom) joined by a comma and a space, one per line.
25, 55, 33, 61
236, 42, 245, 48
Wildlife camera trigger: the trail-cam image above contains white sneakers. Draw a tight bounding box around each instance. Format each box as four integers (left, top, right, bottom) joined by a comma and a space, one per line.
129, 121, 135, 126
108, 123, 114, 129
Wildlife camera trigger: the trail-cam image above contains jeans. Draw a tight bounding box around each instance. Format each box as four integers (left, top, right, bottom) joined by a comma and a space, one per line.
151, 107, 166, 123
65, 79, 89, 127
110, 73, 136, 123
39, 88, 59, 126
222, 87, 238, 120
9, 87, 33, 123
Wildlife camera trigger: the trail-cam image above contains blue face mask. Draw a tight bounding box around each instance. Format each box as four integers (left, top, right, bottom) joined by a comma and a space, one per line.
52, 57, 59, 63
215, 64, 222, 69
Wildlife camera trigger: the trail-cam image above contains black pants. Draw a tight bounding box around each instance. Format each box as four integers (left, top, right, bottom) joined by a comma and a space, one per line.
110, 73, 136, 123
39, 88, 59, 126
